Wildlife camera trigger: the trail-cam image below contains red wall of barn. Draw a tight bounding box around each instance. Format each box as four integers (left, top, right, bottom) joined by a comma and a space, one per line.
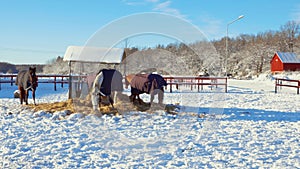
284, 63, 300, 71
270, 54, 283, 72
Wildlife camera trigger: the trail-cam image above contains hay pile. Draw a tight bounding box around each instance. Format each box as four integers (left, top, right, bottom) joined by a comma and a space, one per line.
26, 94, 209, 119
28, 99, 75, 113
26, 93, 169, 116
27, 94, 124, 116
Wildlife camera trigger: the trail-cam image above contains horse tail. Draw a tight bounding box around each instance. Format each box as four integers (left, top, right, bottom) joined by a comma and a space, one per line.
15, 74, 18, 86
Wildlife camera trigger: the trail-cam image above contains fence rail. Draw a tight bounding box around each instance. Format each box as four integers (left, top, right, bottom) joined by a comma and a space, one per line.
0, 74, 76, 91
0, 74, 228, 93
275, 78, 300, 94
163, 76, 227, 93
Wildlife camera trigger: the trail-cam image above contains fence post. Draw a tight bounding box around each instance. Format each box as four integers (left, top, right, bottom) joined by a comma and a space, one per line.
225, 78, 227, 93
61, 76, 64, 88
275, 79, 277, 94
10, 76, 13, 86
297, 80, 300, 94
54, 76, 57, 91
197, 79, 200, 92
170, 78, 173, 93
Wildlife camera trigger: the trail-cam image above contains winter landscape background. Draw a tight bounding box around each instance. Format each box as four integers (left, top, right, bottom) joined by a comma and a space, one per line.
0, 17, 300, 168
0, 72, 299, 168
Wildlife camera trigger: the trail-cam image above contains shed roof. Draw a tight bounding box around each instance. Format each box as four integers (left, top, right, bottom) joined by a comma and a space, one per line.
276, 52, 300, 63
63, 46, 125, 64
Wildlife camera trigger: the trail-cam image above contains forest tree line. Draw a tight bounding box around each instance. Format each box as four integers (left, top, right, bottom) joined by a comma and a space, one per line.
42, 20, 300, 77
143, 20, 300, 77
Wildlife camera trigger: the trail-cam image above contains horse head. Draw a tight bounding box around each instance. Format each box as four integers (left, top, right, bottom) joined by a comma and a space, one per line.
28, 67, 38, 89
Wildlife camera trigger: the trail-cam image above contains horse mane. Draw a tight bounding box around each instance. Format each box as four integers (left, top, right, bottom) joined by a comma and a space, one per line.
125, 74, 136, 84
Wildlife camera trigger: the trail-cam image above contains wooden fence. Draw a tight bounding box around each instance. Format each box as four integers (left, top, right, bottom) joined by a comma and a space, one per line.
275, 78, 300, 94
0, 74, 71, 91
0, 74, 228, 93
163, 76, 227, 93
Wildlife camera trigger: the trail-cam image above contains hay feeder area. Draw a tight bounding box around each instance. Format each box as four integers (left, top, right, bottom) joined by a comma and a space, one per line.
26, 93, 207, 119
27, 98, 119, 117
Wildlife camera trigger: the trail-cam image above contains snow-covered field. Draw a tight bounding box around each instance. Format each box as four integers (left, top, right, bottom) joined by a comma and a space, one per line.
0, 73, 300, 168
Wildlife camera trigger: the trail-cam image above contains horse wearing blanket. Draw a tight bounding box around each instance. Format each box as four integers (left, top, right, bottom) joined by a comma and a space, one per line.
125, 73, 167, 105
91, 69, 123, 113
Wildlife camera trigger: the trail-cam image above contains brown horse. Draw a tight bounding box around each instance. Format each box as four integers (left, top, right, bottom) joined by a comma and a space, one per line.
125, 74, 146, 104
125, 73, 167, 105
15, 67, 38, 105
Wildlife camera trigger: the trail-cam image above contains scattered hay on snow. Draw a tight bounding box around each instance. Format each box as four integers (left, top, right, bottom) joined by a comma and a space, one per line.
26, 93, 160, 117
28, 99, 75, 114
26, 93, 205, 118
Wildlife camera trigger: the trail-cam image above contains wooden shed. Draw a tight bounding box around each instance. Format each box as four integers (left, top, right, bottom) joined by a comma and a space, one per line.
63, 46, 128, 99
270, 52, 300, 72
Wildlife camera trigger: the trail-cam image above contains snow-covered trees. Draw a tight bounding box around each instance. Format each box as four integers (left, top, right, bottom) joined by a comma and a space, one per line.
43, 21, 300, 78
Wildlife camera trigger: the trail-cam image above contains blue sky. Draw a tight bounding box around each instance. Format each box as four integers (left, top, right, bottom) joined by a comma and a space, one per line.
1, 0, 300, 64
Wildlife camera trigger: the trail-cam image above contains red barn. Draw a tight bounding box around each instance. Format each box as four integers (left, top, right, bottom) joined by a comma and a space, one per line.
270, 52, 300, 72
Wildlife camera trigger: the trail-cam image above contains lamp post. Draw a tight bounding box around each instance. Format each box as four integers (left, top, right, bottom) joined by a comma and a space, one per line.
225, 15, 244, 76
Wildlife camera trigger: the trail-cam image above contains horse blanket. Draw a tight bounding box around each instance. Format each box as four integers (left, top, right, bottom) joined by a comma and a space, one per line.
100, 69, 123, 96
130, 74, 149, 94
130, 73, 167, 94
91, 69, 123, 112
147, 74, 168, 92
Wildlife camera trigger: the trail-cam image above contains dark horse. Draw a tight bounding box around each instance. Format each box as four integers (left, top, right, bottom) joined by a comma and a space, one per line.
91, 69, 123, 112
125, 73, 167, 105
15, 67, 38, 105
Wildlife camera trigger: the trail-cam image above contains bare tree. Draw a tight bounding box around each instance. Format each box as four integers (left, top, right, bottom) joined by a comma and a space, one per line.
280, 20, 300, 52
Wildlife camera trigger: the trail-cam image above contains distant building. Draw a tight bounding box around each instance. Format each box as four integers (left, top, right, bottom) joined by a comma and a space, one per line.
270, 52, 300, 72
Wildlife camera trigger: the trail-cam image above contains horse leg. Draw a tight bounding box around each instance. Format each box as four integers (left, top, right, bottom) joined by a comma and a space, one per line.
32, 90, 36, 105
25, 90, 29, 105
130, 94, 138, 103
137, 94, 143, 104
158, 88, 164, 105
19, 87, 23, 104
150, 88, 161, 105
99, 95, 102, 107
91, 93, 99, 111
130, 93, 141, 104
129, 89, 136, 102
108, 95, 114, 109
112, 91, 118, 104
129, 94, 134, 102
150, 92, 155, 105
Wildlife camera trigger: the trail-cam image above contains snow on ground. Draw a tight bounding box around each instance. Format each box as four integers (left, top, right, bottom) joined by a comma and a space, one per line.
0, 73, 300, 168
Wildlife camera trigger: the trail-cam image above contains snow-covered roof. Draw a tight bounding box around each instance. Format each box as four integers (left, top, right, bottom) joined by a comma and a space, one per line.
63, 46, 125, 64
276, 52, 300, 63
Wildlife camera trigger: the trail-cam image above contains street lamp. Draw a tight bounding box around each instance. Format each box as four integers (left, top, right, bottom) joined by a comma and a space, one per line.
225, 15, 244, 76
